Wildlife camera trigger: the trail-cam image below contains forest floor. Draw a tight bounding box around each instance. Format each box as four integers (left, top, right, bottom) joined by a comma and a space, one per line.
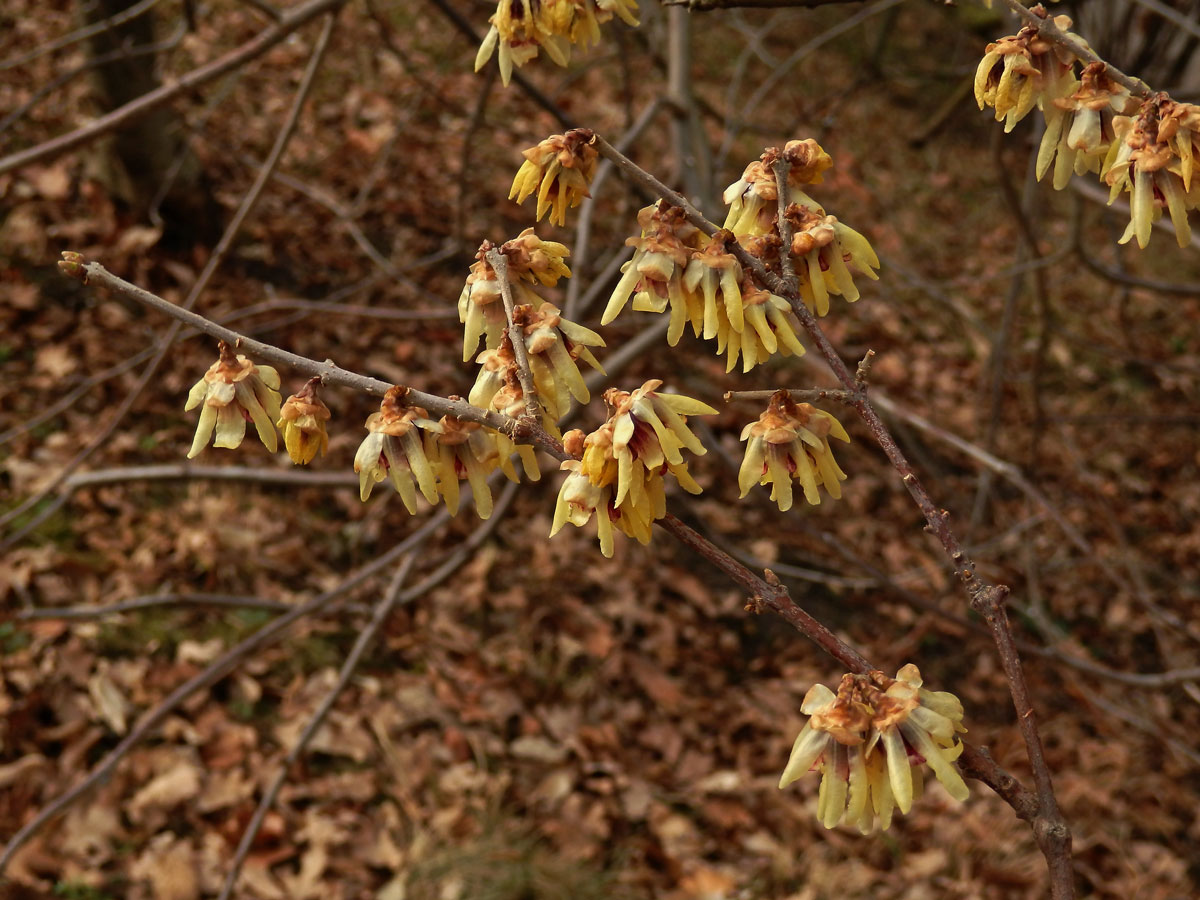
2, 1, 1199, 898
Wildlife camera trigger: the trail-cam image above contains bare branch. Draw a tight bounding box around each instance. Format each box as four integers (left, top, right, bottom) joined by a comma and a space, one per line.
0, 0, 165, 71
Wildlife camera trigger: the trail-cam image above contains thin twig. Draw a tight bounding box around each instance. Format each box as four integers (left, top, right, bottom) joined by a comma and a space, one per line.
772, 158, 799, 294
56, 259, 564, 461
18, 594, 294, 620
0, 0, 164, 71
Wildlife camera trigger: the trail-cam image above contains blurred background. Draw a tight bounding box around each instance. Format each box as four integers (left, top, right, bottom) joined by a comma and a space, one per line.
1, 0, 1199, 897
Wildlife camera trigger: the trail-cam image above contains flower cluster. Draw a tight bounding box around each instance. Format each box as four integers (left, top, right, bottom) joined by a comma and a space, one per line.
975, 9, 1199, 246
601, 205, 808, 372
475, 0, 639, 86
599, 140, 879, 371
550, 380, 714, 557
277, 377, 331, 465
779, 665, 969, 833
353, 387, 442, 510
185, 342, 282, 459
458, 230, 572, 363
510, 129, 599, 226
723, 140, 879, 319
739, 391, 850, 510
1102, 94, 1200, 248
973, 9, 1079, 135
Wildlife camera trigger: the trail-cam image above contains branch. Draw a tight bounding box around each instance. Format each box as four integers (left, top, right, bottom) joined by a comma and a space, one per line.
18, 593, 296, 620
43, 256, 1044, 875
592, 132, 1074, 898
485, 248, 544, 423
0, 0, 164, 71
56, 256, 565, 462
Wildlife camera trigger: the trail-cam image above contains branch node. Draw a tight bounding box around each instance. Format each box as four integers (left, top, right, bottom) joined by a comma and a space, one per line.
854, 349, 875, 389
58, 251, 89, 283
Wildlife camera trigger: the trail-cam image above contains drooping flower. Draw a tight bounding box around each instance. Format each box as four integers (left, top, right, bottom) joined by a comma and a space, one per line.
1103, 94, 1200, 248
276, 377, 331, 465
353, 387, 442, 510
973, 9, 1080, 134
717, 281, 806, 374
549, 382, 714, 557
510, 129, 599, 226
1037, 62, 1134, 189
185, 341, 281, 459
428, 414, 499, 519
739, 391, 849, 509
602, 203, 705, 342
778, 679, 875, 831
606, 380, 714, 504
511, 302, 606, 420
475, 0, 639, 86
682, 230, 745, 339
722, 139, 832, 237
779, 666, 968, 833
784, 204, 880, 316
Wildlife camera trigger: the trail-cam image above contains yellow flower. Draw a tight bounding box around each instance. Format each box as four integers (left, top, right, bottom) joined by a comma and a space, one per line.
475, 0, 639, 86
429, 415, 498, 519
717, 281, 805, 374
722, 139, 832, 237
510, 130, 599, 226
512, 302, 605, 420
549, 382, 713, 558
785, 204, 879, 316
973, 13, 1079, 134
276, 377, 331, 465
602, 203, 705, 341
185, 341, 281, 459
353, 387, 442, 510
738, 391, 849, 509
682, 231, 744, 339
779, 666, 968, 833
502, 227, 573, 286
1037, 62, 1134, 190
1103, 95, 1200, 248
